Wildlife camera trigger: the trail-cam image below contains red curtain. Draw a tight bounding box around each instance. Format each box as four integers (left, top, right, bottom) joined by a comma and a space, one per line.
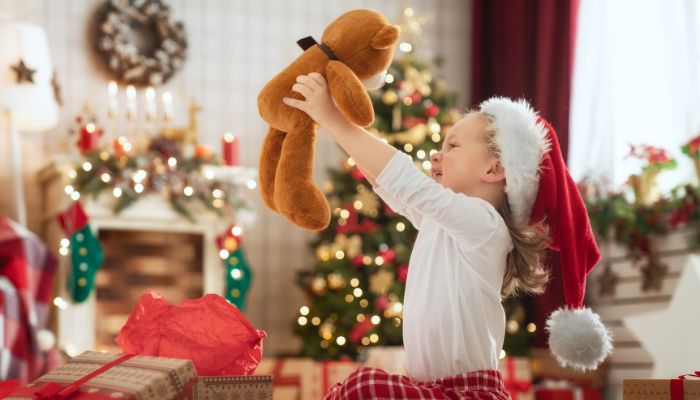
470, 0, 578, 159
470, 0, 579, 348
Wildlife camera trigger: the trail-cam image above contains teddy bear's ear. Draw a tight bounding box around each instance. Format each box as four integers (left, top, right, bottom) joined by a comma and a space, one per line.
371, 25, 400, 50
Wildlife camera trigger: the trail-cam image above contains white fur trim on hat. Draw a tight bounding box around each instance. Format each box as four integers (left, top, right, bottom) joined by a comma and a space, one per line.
546, 307, 613, 371
479, 97, 550, 226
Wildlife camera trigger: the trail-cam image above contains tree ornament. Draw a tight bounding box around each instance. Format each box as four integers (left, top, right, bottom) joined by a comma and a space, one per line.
354, 190, 380, 217
311, 276, 327, 295
369, 270, 394, 295
382, 90, 398, 105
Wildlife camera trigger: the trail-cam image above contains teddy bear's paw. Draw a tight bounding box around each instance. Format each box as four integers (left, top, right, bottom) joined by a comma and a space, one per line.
275, 185, 331, 231
280, 208, 330, 231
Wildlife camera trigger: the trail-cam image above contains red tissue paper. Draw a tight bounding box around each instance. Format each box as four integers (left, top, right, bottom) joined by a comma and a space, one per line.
115, 291, 267, 376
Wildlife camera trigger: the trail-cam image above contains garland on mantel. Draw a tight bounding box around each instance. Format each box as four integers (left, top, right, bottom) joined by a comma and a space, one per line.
67, 114, 253, 223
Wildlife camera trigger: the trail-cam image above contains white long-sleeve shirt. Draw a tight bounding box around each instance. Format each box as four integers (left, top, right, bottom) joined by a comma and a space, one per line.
372, 151, 514, 381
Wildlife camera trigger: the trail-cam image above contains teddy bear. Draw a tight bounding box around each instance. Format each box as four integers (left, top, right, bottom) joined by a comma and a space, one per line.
257, 9, 399, 231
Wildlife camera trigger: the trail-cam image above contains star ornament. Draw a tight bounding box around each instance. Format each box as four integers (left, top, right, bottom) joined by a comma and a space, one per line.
11, 59, 36, 84
623, 255, 700, 377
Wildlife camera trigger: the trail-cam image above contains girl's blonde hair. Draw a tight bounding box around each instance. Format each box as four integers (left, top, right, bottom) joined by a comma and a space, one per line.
475, 111, 551, 298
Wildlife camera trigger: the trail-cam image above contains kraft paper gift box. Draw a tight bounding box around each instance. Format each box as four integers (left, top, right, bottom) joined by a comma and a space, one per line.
7, 351, 198, 400
623, 377, 700, 400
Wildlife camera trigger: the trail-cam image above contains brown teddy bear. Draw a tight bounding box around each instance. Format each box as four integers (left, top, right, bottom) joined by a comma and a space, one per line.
257, 9, 399, 231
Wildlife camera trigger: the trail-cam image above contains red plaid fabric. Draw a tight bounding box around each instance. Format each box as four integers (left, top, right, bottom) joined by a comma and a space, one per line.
324, 367, 511, 400
0, 217, 58, 383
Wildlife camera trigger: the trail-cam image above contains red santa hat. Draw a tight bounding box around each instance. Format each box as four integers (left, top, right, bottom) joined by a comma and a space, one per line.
479, 97, 613, 371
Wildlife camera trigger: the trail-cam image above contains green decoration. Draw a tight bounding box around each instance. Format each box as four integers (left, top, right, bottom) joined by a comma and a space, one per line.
225, 245, 252, 310
57, 202, 104, 303
217, 227, 253, 311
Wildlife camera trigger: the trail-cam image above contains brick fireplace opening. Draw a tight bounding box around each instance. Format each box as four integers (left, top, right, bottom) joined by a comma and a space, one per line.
94, 229, 204, 352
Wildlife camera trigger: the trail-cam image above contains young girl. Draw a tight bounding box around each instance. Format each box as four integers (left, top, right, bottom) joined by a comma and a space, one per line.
284, 73, 611, 400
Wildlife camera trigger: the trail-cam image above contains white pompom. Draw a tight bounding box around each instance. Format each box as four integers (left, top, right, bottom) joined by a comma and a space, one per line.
36, 329, 56, 351
546, 307, 613, 371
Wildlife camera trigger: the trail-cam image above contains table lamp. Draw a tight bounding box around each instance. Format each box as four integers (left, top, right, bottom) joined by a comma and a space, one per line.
0, 20, 59, 226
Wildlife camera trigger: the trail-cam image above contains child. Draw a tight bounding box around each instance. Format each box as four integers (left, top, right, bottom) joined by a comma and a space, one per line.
284, 73, 612, 400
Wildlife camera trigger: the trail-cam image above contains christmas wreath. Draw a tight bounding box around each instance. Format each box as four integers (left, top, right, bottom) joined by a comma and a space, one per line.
94, 0, 187, 86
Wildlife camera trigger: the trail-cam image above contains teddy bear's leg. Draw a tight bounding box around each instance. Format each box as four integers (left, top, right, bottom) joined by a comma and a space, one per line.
274, 123, 331, 231
259, 126, 287, 211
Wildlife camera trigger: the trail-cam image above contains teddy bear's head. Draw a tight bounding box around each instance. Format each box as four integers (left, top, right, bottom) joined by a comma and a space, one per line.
321, 9, 400, 88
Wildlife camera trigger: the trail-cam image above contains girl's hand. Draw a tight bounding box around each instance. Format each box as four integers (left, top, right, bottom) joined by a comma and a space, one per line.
283, 73, 345, 129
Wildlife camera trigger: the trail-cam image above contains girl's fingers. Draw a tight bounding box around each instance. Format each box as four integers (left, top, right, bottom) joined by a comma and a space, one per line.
296, 74, 320, 90
291, 83, 313, 99
283, 97, 305, 110
307, 72, 326, 87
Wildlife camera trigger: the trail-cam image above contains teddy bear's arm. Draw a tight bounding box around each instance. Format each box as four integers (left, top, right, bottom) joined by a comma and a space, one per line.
325, 60, 374, 127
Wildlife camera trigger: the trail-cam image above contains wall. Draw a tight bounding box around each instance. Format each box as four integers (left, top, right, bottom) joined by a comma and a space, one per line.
0, 0, 472, 355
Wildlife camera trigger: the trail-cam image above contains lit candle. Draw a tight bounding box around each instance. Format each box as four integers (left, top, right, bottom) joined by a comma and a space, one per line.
77, 122, 101, 154
126, 85, 137, 119
108, 81, 119, 118
162, 91, 173, 122
222, 132, 239, 166
145, 87, 156, 121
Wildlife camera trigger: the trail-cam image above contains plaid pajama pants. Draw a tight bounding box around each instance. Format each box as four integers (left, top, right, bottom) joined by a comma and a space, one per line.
324, 367, 511, 400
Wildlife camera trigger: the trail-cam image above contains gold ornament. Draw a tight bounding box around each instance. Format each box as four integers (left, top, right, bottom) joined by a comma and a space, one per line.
384, 301, 403, 318
311, 276, 327, 295
319, 321, 335, 340
370, 270, 394, 295
326, 234, 363, 259
327, 272, 347, 289
371, 124, 429, 147
316, 244, 332, 261
354, 191, 380, 217
162, 97, 201, 144
401, 66, 432, 96
382, 90, 398, 105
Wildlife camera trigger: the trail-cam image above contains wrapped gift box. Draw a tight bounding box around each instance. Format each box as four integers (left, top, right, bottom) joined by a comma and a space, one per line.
305, 360, 360, 400
257, 358, 316, 400
498, 357, 534, 400
623, 378, 700, 400
194, 375, 272, 399
7, 351, 198, 400
256, 358, 360, 400
7, 351, 273, 400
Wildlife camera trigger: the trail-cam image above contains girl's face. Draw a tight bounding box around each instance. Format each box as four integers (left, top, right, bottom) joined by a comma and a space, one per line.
430, 113, 503, 195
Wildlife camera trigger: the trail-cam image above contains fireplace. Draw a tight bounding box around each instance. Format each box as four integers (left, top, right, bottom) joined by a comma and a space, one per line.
95, 229, 204, 352
40, 181, 229, 355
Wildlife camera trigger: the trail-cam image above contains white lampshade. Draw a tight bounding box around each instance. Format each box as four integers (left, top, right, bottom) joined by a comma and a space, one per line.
0, 21, 58, 132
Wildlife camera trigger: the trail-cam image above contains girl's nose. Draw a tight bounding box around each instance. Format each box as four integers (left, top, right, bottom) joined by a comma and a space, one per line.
431, 152, 442, 163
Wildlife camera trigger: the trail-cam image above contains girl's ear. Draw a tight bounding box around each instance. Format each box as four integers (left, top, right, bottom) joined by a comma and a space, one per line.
484, 160, 506, 183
